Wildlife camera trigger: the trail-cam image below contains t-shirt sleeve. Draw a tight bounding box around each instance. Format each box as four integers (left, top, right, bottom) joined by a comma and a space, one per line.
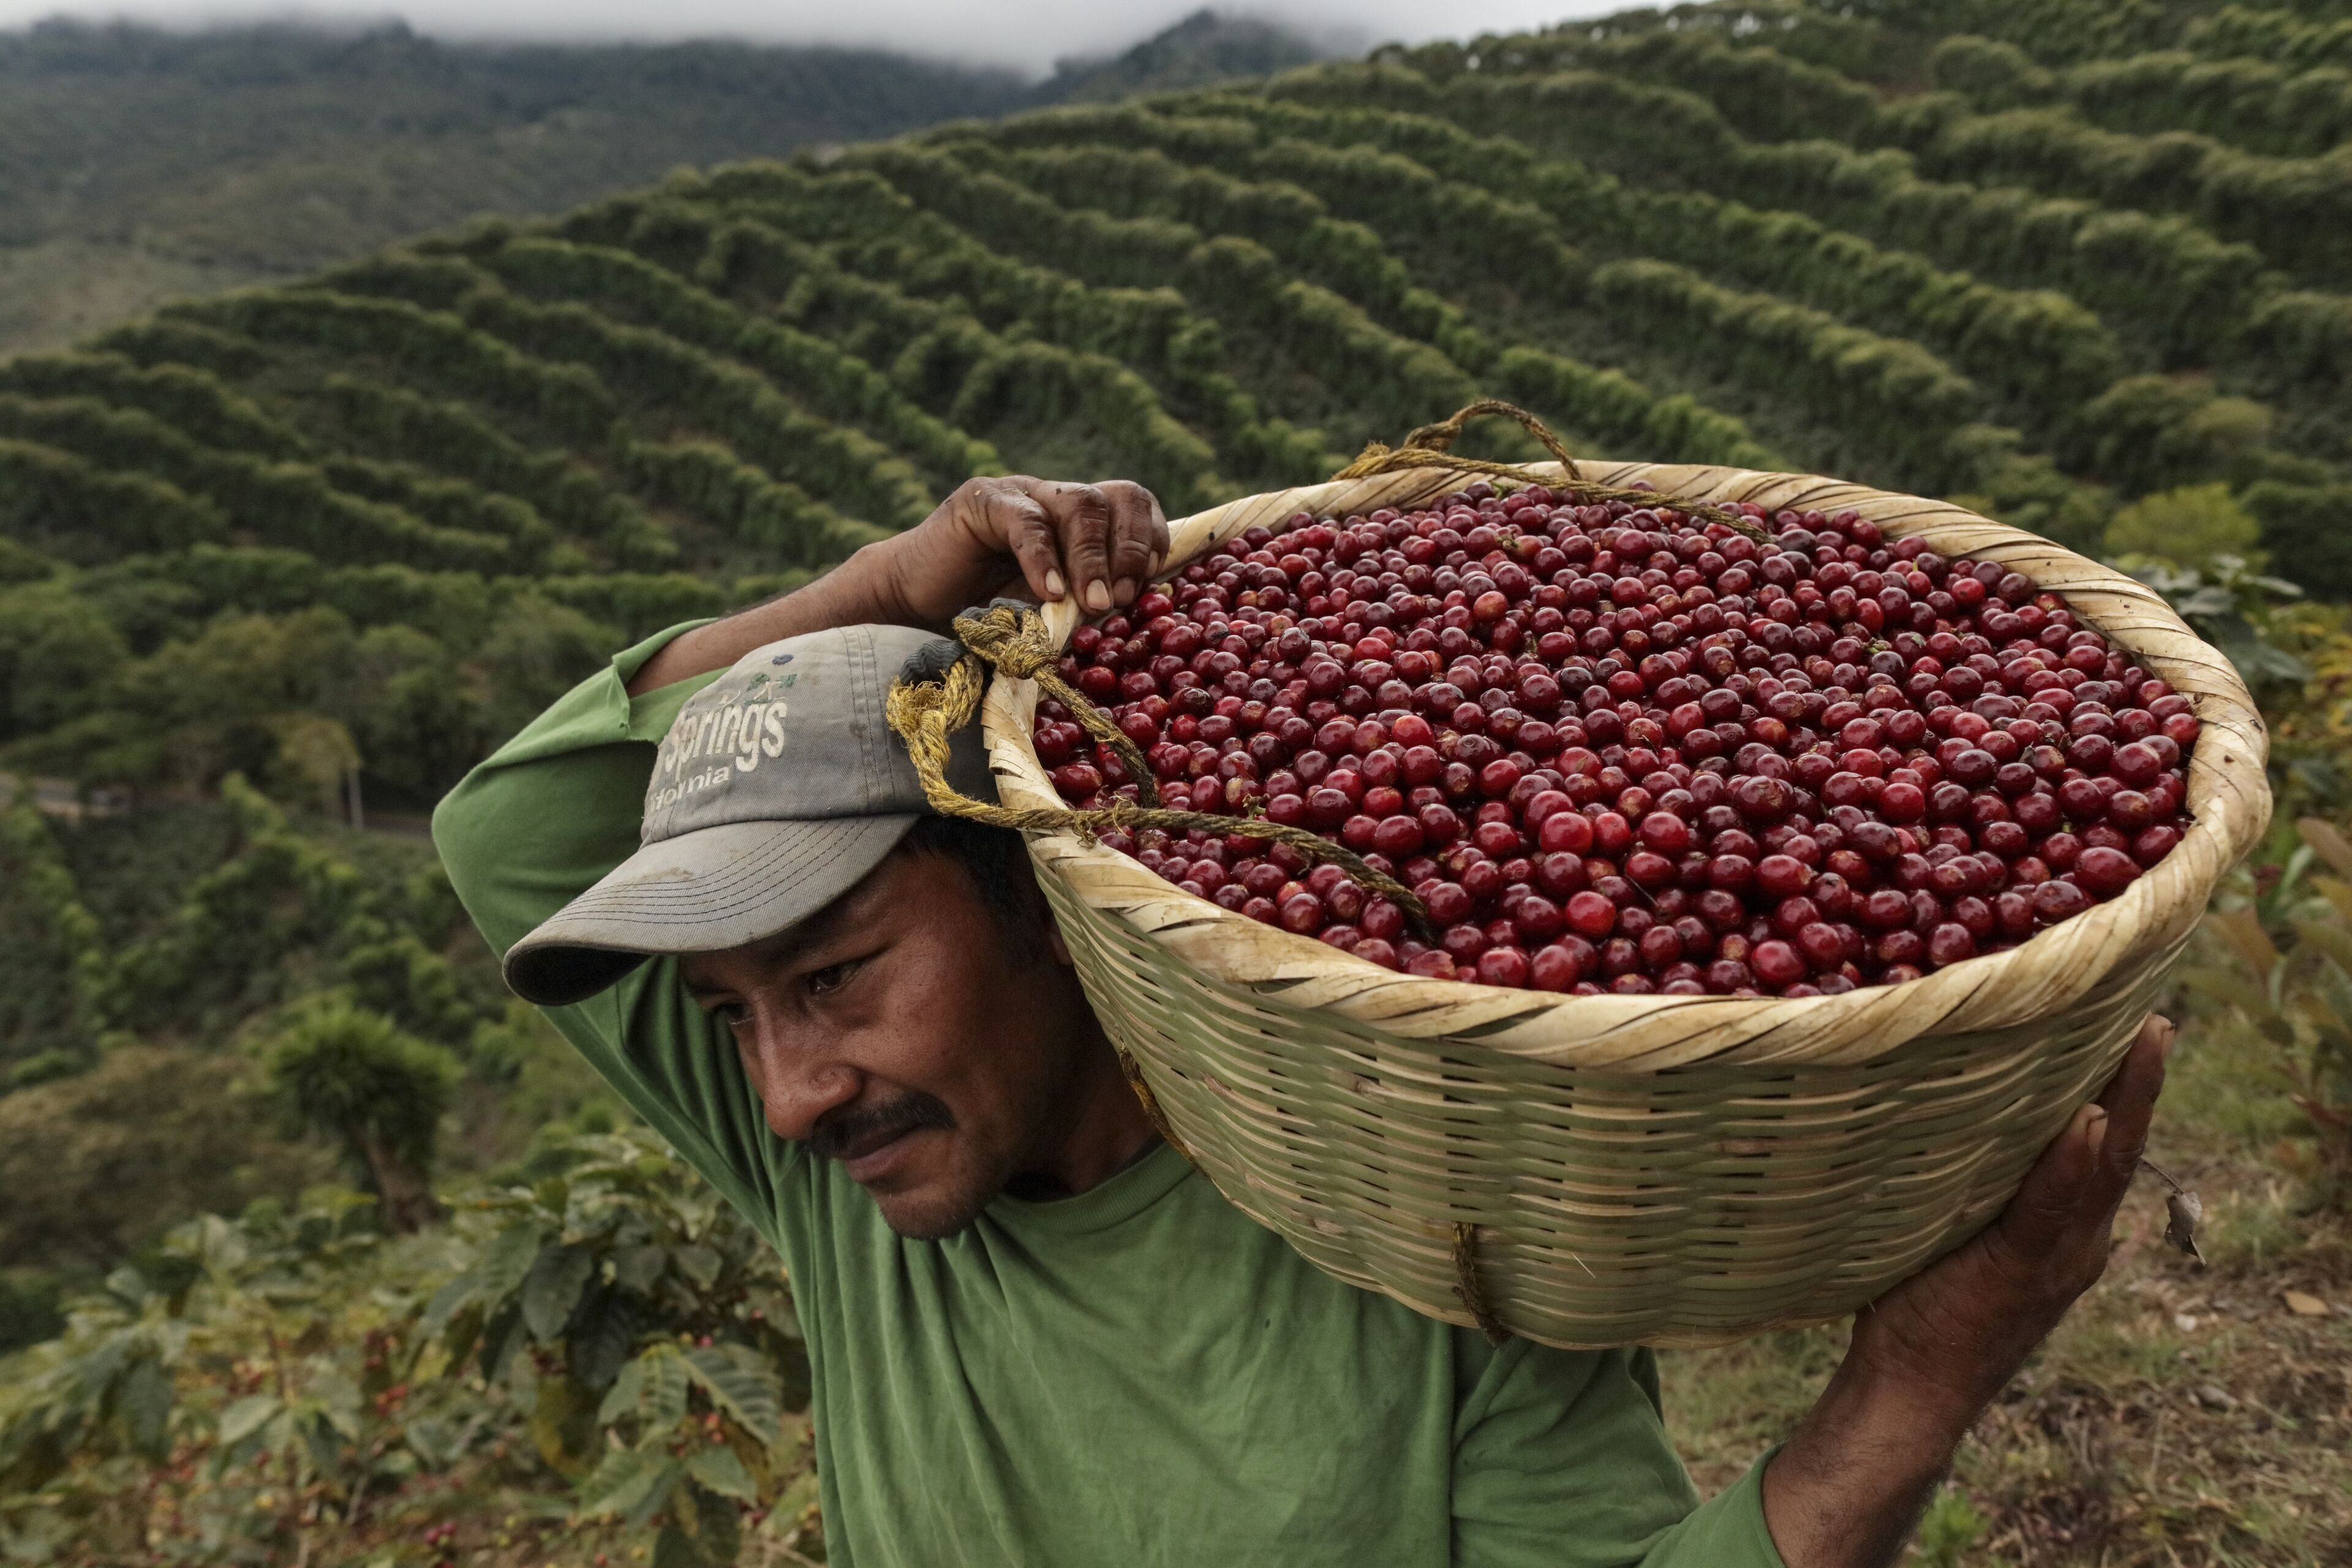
1452, 1343, 1787, 1568
431, 620, 799, 1247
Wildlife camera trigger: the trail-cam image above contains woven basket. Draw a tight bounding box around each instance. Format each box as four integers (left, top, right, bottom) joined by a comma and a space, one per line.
977, 461, 2272, 1348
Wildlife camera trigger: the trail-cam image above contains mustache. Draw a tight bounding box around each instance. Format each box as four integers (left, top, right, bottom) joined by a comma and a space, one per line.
807, 1091, 955, 1163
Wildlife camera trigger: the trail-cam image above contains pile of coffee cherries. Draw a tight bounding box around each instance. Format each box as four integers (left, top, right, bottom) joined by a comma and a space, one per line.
1031, 483, 2198, 995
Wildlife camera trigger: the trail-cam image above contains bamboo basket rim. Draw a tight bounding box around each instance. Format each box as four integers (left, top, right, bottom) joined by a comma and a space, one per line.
977, 460, 2272, 1072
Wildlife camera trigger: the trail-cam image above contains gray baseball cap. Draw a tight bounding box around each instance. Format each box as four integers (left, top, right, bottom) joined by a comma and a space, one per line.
504, 624, 997, 1007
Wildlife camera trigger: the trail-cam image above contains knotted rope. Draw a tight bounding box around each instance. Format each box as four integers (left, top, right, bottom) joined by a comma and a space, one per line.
884, 605, 1441, 1167
1336, 399, 1771, 544
1452, 1222, 1512, 1346
884, 605, 1436, 943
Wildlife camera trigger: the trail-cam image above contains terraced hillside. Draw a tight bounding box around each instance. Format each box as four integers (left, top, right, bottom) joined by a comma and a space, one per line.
4, 0, 2350, 832
5, 6, 2352, 1562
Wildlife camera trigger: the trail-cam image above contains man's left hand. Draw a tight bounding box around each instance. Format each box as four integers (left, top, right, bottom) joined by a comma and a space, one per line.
1760, 1012, 2173, 1568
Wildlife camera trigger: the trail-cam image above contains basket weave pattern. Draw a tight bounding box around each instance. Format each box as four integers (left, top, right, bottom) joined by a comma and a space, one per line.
981, 462, 2272, 1348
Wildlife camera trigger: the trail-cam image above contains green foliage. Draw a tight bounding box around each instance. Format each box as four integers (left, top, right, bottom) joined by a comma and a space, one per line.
1494, 346, 1785, 470
182, 287, 621, 447
0, 1131, 809, 1565
1585, 256, 1989, 488
2241, 476, 2352, 600
260, 1000, 459, 1231
0, 352, 309, 460
2188, 6, 2352, 71
317, 372, 676, 568
1114, 91, 2133, 431
34, 777, 495, 1049
0, 435, 225, 562
679, 178, 1321, 492
0, 788, 108, 1068
1912, 1484, 1991, 1567
2241, 287, 2352, 394
0, 390, 514, 571
2103, 482, 2265, 567
1394, 61, 2278, 367
2184, 817, 2352, 1206
1870, 96, 2352, 283
0, 0, 2341, 1016
0, 576, 129, 745
0, 0, 2343, 1099
0, 1273, 65, 1357
2044, 48, 2352, 160
842, 138, 1480, 444
481, 233, 1003, 488
4, 8, 2352, 1556
2127, 552, 2313, 699
462, 1000, 632, 1167
0, 1045, 331, 1275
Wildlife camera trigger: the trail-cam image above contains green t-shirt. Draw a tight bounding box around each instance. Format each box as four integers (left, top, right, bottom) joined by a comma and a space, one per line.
432, 624, 1789, 1568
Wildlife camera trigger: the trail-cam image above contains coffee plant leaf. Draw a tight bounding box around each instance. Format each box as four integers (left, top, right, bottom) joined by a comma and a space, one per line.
217, 1393, 281, 1449
578, 1447, 678, 1524
684, 1444, 758, 1501
682, 1343, 780, 1445
522, 1243, 596, 1341
116, 1356, 173, 1461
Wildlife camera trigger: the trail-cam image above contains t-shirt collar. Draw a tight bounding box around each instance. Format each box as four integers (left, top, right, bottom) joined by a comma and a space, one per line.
983, 1138, 1191, 1237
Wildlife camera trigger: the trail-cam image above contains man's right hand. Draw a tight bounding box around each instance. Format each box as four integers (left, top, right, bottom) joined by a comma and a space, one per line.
881, 476, 1170, 625
626, 475, 1170, 696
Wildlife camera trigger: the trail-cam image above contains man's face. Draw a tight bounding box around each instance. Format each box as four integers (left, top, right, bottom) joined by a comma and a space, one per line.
679, 844, 1097, 1239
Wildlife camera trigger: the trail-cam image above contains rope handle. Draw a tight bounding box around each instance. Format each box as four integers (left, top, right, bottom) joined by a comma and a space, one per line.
883, 605, 1439, 943
1335, 399, 1771, 544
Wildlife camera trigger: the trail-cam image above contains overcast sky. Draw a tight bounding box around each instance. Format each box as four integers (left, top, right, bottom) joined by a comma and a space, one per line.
0, 1, 1609, 73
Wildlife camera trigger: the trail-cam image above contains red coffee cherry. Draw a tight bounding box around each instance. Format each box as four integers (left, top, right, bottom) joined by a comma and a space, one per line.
1051, 493, 2190, 992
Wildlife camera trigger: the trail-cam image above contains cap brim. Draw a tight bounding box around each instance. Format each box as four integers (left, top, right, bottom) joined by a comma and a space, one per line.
503, 814, 918, 1006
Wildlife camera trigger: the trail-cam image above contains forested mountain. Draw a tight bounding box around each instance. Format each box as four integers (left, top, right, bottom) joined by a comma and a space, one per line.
2, 3, 2350, 1560
0, 9, 1329, 355
1038, 7, 1330, 102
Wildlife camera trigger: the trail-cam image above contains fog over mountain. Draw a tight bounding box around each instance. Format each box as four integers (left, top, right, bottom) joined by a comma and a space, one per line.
0, 7, 1376, 353
0, 0, 1594, 72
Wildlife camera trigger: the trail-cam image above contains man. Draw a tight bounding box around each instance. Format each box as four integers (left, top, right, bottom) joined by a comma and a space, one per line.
435, 473, 2171, 1567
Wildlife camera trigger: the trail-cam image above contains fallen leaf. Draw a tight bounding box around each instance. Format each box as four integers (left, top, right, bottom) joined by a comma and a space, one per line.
2163, 1188, 2206, 1265
2297, 816, 2352, 878
2283, 1290, 2328, 1317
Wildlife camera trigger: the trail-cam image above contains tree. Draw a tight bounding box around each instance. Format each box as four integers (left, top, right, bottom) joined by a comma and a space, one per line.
261, 1000, 458, 1233
2104, 481, 2265, 568
0, 1046, 329, 1273
0, 581, 127, 746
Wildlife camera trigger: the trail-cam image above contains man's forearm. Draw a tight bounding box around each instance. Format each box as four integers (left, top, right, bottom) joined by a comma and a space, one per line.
1759, 1344, 1976, 1567
627, 473, 1170, 698
626, 537, 915, 697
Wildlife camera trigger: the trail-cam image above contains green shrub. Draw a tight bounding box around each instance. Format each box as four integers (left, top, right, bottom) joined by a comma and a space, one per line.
260, 999, 460, 1233
2104, 482, 2266, 567
0, 1046, 331, 1275
0, 1130, 808, 1566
